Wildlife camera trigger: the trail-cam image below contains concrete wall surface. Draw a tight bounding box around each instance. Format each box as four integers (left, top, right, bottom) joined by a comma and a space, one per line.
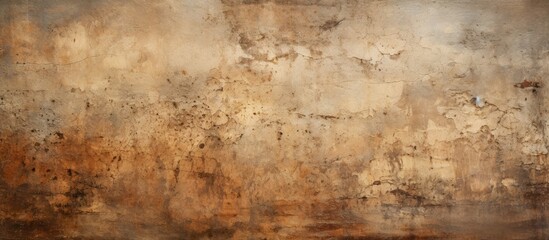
0, 0, 548, 239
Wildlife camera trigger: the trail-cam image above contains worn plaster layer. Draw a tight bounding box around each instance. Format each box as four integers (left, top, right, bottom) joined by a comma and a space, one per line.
0, 0, 548, 239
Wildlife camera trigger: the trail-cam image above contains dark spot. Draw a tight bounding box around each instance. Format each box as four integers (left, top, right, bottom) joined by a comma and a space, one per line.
66, 188, 86, 200
319, 115, 337, 120
54, 132, 64, 139
390, 188, 425, 206
469, 97, 477, 105
514, 79, 541, 89
174, 165, 180, 182
67, 169, 72, 177
373, 180, 381, 185
199, 143, 205, 149
320, 18, 345, 31
31, 167, 35, 172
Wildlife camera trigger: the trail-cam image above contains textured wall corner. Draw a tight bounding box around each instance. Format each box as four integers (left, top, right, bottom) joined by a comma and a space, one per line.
0, 0, 548, 239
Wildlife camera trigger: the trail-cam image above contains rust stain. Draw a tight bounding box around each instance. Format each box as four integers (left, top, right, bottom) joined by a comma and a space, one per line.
514, 79, 542, 89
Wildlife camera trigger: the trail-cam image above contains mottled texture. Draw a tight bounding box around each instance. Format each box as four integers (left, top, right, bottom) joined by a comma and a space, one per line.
0, 0, 548, 239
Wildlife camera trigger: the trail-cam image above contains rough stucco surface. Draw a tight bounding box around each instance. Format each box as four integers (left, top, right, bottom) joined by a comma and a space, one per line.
0, 0, 548, 239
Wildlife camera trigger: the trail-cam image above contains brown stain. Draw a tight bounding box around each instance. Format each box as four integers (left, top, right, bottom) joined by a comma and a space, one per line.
0, 133, 30, 188
0, 125, 547, 238
320, 18, 344, 31
0, 126, 244, 238
389, 189, 426, 207
514, 79, 542, 89
0, 132, 80, 238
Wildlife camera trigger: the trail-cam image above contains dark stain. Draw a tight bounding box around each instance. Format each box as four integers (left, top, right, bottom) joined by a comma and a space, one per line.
333, 234, 444, 239
238, 33, 255, 51
0, 218, 65, 239
242, 0, 266, 4
523, 182, 549, 207
390, 188, 425, 207
514, 79, 541, 89
197, 172, 216, 180
318, 114, 338, 120
305, 222, 344, 232
320, 18, 344, 31
459, 28, 500, 50
173, 165, 180, 184
0, 180, 77, 239
386, 141, 403, 172
239, 57, 254, 65
511, 218, 549, 230
17, 0, 108, 31
223, 0, 326, 6
54, 131, 64, 139
65, 188, 86, 202
175, 226, 236, 239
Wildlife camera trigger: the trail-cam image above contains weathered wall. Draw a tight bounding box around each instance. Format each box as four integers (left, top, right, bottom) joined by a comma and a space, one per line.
0, 0, 548, 239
